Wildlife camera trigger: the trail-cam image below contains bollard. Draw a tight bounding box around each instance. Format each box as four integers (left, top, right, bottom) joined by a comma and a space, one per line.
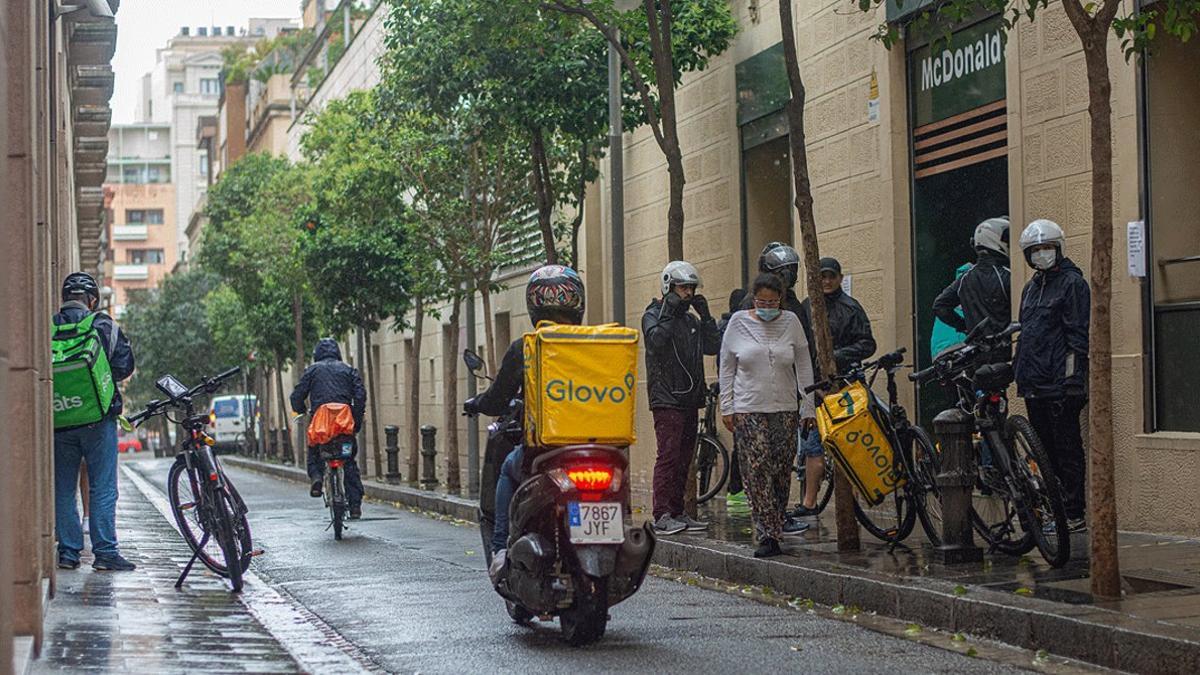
269, 427, 279, 461
933, 408, 984, 564
384, 425, 402, 484
420, 425, 439, 487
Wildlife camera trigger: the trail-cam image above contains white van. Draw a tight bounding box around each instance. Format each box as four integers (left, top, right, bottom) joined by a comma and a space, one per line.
208, 395, 259, 453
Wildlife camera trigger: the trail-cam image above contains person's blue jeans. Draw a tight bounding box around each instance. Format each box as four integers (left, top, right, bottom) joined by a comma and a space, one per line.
491, 445, 524, 553
54, 417, 120, 562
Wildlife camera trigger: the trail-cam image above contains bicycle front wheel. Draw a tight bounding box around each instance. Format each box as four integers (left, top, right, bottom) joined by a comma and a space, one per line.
168, 458, 229, 575
695, 435, 730, 504
971, 434, 1035, 556
1007, 415, 1070, 567
905, 426, 944, 547
854, 488, 916, 544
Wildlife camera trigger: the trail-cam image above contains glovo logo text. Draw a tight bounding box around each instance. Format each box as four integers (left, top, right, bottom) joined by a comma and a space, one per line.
546, 373, 635, 405
842, 428, 901, 489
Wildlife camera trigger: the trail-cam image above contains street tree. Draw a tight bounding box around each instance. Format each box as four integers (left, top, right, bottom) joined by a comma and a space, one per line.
302, 90, 419, 480
545, 0, 738, 260
385, 0, 610, 265
856, 0, 1200, 597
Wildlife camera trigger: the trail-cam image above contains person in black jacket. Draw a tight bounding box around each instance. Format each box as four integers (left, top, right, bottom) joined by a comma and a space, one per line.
463, 265, 585, 567
291, 338, 367, 518
642, 261, 721, 535
1015, 219, 1090, 532
933, 217, 1012, 355
53, 272, 136, 571
793, 257, 876, 518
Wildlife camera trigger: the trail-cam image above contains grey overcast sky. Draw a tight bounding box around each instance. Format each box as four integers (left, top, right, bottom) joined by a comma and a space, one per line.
111, 0, 302, 123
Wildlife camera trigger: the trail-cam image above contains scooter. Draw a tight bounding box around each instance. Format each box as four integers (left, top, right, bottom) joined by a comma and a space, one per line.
463, 349, 655, 646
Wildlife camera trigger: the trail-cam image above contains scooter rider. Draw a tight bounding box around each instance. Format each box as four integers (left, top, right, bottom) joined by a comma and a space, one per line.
933, 216, 1012, 346
463, 265, 586, 572
290, 338, 367, 519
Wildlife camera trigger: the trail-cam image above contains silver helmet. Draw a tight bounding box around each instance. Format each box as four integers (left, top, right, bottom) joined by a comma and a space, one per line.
973, 217, 1010, 257
1019, 219, 1065, 268
660, 260, 702, 296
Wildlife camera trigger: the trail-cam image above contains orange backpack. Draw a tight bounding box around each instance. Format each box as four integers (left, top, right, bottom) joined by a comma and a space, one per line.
307, 402, 356, 446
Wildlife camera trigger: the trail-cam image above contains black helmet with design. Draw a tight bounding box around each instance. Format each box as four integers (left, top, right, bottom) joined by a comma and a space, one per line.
758, 242, 801, 287
61, 272, 100, 304
525, 264, 585, 325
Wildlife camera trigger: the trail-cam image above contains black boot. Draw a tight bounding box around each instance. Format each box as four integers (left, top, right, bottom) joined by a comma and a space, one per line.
310, 480, 323, 498
349, 505, 362, 520
754, 537, 782, 558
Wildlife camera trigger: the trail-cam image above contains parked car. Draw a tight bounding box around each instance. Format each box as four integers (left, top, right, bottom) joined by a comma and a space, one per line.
118, 433, 143, 453
208, 395, 259, 454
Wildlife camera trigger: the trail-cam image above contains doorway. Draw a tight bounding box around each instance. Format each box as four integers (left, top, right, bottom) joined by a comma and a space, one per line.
741, 134, 794, 287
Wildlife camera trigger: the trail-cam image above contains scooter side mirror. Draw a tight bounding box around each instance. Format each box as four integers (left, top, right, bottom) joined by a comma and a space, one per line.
463, 349, 486, 374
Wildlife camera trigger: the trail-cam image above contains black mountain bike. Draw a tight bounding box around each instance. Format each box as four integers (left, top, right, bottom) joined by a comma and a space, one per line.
127, 367, 255, 591
806, 349, 944, 547
695, 383, 731, 504
910, 322, 1070, 567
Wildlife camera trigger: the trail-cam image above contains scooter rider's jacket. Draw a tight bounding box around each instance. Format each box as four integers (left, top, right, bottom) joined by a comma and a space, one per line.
932, 249, 1011, 336
468, 338, 524, 417
53, 300, 135, 416
1014, 258, 1090, 400
641, 296, 720, 410
800, 288, 876, 374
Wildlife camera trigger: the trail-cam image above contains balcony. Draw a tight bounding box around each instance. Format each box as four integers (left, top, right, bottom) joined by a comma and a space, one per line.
112, 225, 148, 241
113, 264, 149, 281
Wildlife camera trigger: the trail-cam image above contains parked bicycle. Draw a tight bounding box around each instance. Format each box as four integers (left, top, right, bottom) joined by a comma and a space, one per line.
125, 367, 256, 591
695, 383, 731, 504
910, 322, 1070, 567
806, 348, 944, 547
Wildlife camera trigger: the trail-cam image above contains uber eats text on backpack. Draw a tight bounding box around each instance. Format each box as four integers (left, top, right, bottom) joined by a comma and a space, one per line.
52, 313, 116, 429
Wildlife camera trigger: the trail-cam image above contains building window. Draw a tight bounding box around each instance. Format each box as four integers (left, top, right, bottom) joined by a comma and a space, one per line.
199, 153, 210, 177
126, 209, 164, 225
200, 78, 219, 95
127, 249, 165, 265
173, 81, 184, 93
146, 166, 163, 183
123, 167, 141, 183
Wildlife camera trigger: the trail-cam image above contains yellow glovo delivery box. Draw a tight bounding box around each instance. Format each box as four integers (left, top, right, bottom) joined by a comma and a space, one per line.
815, 380, 903, 506
523, 323, 639, 447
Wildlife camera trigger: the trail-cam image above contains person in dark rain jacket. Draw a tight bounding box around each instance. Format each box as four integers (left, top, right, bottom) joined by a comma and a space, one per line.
642, 261, 721, 535
1015, 219, 1090, 533
933, 216, 1012, 339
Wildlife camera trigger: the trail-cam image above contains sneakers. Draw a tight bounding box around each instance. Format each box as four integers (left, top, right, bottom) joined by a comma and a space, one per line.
92, 554, 136, 571
348, 505, 362, 520
678, 514, 709, 532
653, 514, 687, 535
754, 537, 783, 558
1068, 517, 1087, 533
57, 555, 80, 570
790, 504, 819, 519
310, 480, 323, 498
782, 518, 810, 537
725, 491, 748, 507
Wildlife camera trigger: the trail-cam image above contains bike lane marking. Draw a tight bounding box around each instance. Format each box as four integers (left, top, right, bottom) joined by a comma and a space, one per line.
121, 463, 380, 674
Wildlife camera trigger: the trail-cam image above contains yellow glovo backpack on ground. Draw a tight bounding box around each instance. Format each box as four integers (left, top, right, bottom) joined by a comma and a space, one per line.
523, 323, 639, 447
815, 380, 904, 506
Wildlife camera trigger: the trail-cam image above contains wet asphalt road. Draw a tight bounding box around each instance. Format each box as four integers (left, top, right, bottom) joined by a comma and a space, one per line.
131, 458, 1023, 675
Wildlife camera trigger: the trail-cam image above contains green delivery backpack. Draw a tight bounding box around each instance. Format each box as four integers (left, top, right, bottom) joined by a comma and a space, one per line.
51, 313, 116, 429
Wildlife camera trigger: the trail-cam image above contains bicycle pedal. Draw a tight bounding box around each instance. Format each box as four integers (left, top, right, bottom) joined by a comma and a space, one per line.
249, 549, 265, 558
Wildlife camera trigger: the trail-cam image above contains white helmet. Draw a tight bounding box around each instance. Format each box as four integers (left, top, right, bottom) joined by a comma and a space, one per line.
973, 217, 1010, 257
661, 260, 702, 296
1020, 219, 1065, 267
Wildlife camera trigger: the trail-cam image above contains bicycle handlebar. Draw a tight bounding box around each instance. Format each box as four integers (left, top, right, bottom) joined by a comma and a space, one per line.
908, 323, 1021, 384
125, 366, 242, 427
803, 347, 908, 394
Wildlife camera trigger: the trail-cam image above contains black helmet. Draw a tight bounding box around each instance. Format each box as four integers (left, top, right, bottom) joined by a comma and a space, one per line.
61, 272, 100, 304
758, 242, 800, 287
526, 265, 585, 325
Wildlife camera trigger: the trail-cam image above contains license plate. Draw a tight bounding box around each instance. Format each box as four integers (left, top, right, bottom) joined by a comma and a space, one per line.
567, 502, 624, 544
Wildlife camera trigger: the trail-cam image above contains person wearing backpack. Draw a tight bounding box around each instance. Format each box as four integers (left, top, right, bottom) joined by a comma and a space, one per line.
52, 272, 136, 571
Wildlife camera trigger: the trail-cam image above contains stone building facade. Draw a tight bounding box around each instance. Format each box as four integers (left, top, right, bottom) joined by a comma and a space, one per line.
0, 0, 118, 667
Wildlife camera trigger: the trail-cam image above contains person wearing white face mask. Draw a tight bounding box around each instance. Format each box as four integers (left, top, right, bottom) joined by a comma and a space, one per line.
1014, 219, 1091, 534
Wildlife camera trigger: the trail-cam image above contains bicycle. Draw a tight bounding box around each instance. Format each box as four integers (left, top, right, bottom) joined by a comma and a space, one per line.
319, 437, 355, 540
806, 348, 944, 547
695, 383, 731, 504
910, 322, 1070, 567
126, 367, 256, 591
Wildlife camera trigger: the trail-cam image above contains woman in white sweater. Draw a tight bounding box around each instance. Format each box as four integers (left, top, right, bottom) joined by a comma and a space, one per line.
719, 273, 817, 558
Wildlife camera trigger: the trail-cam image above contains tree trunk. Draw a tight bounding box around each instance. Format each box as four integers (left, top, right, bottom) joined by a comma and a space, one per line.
480, 281, 498, 374
444, 297, 462, 492
570, 142, 589, 268
274, 356, 295, 465
407, 298, 425, 480
291, 291, 307, 461
531, 129, 559, 265
261, 365, 273, 459
1062, 0, 1121, 599
364, 330, 384, 480
778, 0, 859, 551
644, 1, 686, 260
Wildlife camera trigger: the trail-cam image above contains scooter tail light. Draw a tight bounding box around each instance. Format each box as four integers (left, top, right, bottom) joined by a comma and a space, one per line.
547, 468, 574, 492
566, 465, 614, 492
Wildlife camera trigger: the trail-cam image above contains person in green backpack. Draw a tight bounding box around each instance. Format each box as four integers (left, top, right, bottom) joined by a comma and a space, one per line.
52, 272, 135, 571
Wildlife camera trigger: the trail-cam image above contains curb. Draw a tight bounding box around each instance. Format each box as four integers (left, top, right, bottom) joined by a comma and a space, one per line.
225, 456, 1200, 674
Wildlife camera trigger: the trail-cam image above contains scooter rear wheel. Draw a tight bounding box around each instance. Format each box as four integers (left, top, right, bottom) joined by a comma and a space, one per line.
560, 576, 608, 646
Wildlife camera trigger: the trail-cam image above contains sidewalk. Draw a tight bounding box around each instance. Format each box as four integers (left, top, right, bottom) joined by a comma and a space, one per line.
33, 460, 373, 674
228, 455, 1200, 674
